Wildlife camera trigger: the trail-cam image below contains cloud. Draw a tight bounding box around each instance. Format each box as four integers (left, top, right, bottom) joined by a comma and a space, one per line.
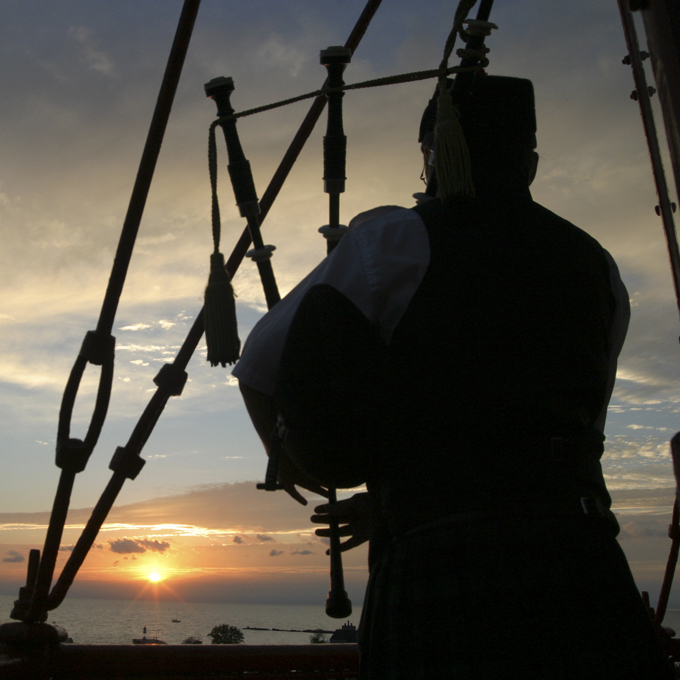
602, 436, 675, 490
269, 550, 284, 557
609, 488, 675, 542
610, 487, 675, 510
109, 539, 147, 554
255, 34, 309, 79
95, 483, 326, 533
108, 538, 170, 555
59, 544, 75, 552
0, 481, 344, 541
618, 520, 669, 540
119, 324, 152, 331
69, 26, 115, 75
292, 549, 314, 555
2, 550, 24, 563
137, 539, 171, 553
233, 536, 244, 544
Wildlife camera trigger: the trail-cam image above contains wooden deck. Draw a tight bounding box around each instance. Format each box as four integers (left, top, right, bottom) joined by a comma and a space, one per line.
0, 643, 359, 679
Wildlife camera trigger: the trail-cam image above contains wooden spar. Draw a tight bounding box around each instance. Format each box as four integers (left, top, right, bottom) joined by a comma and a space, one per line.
13, 0, 385, 622
638, 0, 680, 206
619, 0, 680, 322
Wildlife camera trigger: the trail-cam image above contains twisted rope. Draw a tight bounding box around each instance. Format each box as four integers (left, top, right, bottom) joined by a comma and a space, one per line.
212, 64, 475, 126
208, 122, 221, 253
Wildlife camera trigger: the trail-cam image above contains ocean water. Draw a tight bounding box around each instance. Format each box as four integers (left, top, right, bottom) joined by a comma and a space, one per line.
0, 595, 360, 645
662, 610, 680, 636
4, 594, 680, 648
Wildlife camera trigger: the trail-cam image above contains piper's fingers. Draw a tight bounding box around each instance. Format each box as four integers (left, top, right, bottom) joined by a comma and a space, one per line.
314, 494, 352, 517
294, 479, 328, 499
283, 484, 308, 506
314, 525, 352, 538
310, 510, 350, 524
310, 512, 336, 524
307, 482, 330, 499
325, 535, 368, 554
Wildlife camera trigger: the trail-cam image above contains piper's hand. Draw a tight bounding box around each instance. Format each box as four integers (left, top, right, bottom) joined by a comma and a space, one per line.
277, 449, 328, 506
311, 492, 374, 553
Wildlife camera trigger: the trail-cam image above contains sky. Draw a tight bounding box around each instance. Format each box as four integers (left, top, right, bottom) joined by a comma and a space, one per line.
1, 0, 680, 612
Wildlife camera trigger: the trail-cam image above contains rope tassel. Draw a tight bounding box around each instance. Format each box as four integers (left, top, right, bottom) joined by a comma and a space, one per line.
204, 251, 240, 367
432, 0, 479, 200
434, 85, 475, 200
204, 123, 240, 367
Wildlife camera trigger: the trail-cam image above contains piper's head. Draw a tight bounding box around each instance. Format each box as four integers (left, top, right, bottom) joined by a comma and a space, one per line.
419, 75, 539, 194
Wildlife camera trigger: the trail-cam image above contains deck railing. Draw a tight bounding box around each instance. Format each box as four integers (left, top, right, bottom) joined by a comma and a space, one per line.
0, 643, 360, 679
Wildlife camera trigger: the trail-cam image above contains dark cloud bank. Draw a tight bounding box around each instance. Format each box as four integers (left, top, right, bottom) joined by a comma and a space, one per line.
108, 538, 171, 555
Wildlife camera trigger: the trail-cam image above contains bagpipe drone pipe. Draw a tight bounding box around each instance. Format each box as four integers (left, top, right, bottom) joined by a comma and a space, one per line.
205, 49, 358, 619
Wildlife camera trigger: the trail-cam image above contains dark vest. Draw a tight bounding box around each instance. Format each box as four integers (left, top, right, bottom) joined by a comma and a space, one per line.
377, 196, 616, 531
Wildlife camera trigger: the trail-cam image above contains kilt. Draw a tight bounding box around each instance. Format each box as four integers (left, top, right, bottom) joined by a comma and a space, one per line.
358, 510, 673, 680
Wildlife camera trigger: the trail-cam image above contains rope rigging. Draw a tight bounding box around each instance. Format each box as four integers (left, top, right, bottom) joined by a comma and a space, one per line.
618, 0, 680, 639
211, 64, 476, 125
12, 0, 202, 625
9, 0, 385, 625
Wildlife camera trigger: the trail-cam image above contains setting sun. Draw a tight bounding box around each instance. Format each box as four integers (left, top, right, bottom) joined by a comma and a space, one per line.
148, 572, 163, 583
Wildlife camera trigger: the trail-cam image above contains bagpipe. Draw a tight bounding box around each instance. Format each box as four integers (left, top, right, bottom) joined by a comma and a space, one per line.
204, 0, 498, 618
205, 45, 355, 618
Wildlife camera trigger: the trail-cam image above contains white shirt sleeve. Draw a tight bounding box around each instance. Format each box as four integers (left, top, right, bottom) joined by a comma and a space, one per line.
231, 206, 430, 395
